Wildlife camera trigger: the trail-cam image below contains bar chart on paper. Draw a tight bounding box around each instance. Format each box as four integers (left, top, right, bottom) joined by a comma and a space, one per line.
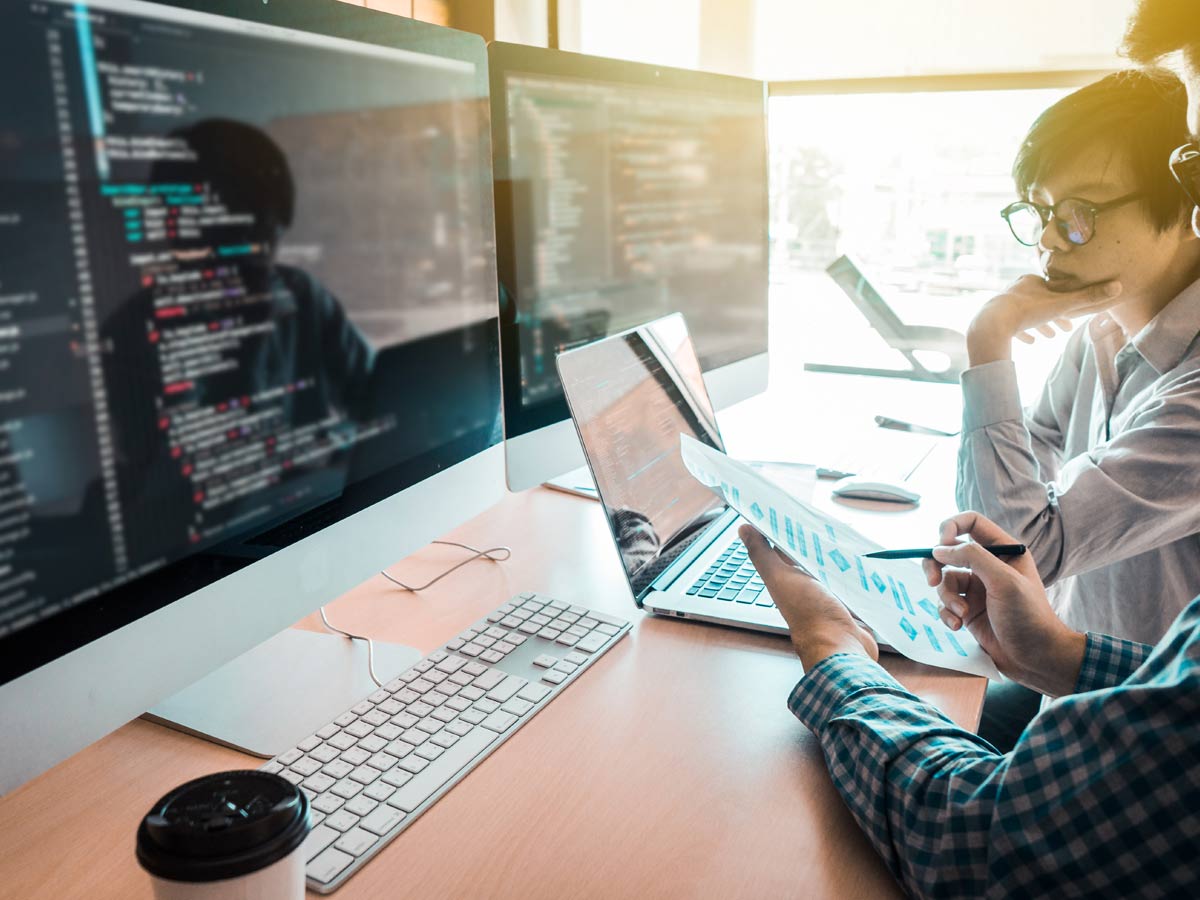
680, 435, 1001, 680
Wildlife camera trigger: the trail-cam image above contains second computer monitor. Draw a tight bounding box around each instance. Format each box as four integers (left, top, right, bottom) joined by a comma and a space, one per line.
489, 44, 769, 491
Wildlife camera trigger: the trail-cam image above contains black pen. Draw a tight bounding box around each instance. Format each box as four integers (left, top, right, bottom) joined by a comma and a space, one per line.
864, 543, 1026, 560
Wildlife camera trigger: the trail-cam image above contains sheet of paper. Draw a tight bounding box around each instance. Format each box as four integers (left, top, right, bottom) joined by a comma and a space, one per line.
681, 435, 1001, 680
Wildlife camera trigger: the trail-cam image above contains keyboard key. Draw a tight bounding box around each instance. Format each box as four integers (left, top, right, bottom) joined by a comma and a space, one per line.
516, 683, 552, 704
480, 649, 504, 664
298, 735, 321, 752
345, 721, 374, 739
312, 792, 345, 815
500, 698, 534, 717
303, 773, 336, 794
368, 752, 398, 771
323, 760, 353, 780
308, 847, 354, 884
331, 779, 363, 799
415, 744, 443, 761
542, 670, 568, 685
357, 735, 387, 754
486, 676, 526, 703
430, 731, 459, 749
381, 767, 413, 788
446, 720, 474, 736
261, 761, 283, 774
316, 723, 339, 740
279, 770, 304, 786
460, 642, 484, 657
363, 781, 395, 803
359, 804, 405, 836
386, 727, 496, 813
531, 654, 558, 668
278, 748, 303, 766
350, 703, 373, 717
324, 809, 359, 832
435, 655, 467, 674
328, 732, 357, 751
459, 708, 487, 725
575, 633, 607, 653
334, 827, 377, 857
343, 795, 378, 817
459, 685, 485, 701
342, 748, 371, 767
537, 628, 562, 641
290, 757, 322, 777
302, 824, 339, 861
362, 710, 390, 727
398, 756, 428, 775
473, 669, 506, 692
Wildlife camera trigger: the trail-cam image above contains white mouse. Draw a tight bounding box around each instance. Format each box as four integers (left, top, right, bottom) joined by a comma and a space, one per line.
831, 476, 921, 505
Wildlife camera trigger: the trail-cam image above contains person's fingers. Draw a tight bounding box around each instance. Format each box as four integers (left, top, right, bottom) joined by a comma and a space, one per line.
1053, 317, 1073, 331
922, 556, 941, 587
740, 525, 800, 584
1036, 323, 1056, 338
940, 606, 964, 630
938, 511, 1018, 547
932, 540, 1014, 587
1016, 331, 1035, 344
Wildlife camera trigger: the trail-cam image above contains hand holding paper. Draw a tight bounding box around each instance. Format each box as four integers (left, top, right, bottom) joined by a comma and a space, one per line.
680, 434, 1002, 680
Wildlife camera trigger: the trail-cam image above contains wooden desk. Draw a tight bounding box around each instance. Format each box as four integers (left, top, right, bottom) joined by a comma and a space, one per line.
0, 475, 983, 899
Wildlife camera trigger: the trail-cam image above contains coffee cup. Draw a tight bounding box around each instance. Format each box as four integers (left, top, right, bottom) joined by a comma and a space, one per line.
136, 769, 310, 899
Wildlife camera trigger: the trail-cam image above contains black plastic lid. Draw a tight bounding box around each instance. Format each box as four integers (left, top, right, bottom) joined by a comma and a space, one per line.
136, 770, 310, 883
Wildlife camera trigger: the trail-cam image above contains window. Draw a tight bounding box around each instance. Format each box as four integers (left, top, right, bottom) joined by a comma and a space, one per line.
768, 83, 1099, 399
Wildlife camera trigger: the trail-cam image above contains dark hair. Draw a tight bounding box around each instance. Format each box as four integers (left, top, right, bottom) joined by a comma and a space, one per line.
1123, 0, 1200, 64
1012, 69, 1191, 232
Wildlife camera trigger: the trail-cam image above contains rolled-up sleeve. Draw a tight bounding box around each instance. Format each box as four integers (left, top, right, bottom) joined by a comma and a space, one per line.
957, 353, 1200, 585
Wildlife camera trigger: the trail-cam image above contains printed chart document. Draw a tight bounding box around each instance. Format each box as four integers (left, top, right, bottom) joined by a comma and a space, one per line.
681, 435, 1001, 680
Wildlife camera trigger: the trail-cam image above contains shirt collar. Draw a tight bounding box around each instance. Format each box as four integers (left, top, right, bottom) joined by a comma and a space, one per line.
1087, 276, 1200, 374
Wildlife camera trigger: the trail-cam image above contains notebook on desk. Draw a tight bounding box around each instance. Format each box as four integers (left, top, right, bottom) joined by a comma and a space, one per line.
556, 313, 789, 636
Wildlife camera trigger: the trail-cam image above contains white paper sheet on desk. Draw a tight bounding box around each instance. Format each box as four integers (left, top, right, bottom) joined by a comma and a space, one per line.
680, 435, 1001, 680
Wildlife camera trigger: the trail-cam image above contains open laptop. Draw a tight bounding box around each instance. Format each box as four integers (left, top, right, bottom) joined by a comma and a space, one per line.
557, 313, 787, 635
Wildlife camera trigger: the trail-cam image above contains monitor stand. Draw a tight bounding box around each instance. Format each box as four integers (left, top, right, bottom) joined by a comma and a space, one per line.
542, 465, 599, 500
143, 628, 421, 758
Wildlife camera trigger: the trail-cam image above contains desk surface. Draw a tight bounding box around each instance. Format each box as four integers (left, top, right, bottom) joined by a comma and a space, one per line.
0, 377, 984, 900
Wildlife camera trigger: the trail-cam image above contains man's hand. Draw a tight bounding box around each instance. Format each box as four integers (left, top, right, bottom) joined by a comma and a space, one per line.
966, 275, 1122, 366
740, 525, 878, 670
922, 511, 1086, 697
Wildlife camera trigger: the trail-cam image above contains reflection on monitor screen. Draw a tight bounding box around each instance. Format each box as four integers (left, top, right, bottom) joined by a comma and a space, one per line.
559, 315, 726, 596
0, 0, 499, 676
492, 47, 768, 442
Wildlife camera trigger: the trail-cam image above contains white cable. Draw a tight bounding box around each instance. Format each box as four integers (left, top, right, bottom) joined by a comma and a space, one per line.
318, 606, 383, 688
380, 540, 512, 592
321, 540, 512, 688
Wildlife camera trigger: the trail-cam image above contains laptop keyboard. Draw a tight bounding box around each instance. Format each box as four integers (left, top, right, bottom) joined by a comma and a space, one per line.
685, 541, 773, 607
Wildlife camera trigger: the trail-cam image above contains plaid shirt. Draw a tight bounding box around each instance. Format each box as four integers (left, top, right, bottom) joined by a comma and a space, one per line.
789, 595, 1200, 899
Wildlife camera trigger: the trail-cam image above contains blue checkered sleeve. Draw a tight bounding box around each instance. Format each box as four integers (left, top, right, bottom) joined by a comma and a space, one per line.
790, 623, 1200, 900
1073, 632, 1152, 693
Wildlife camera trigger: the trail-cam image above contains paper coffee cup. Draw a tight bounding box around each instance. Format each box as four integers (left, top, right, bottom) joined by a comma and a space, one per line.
137, 770, 310, 900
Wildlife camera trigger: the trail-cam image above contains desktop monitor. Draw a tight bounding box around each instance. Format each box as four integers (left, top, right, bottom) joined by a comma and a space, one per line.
488, 43, 769, 492
0, 0, 503, 794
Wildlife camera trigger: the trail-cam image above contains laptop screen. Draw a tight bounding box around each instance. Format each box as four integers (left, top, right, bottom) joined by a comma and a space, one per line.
557, 314, 728, 598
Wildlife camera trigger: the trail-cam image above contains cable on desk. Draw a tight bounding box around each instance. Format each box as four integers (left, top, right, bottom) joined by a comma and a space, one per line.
318, 606, 383, 688
380, 540, 512, 592
322, 542, 511, 689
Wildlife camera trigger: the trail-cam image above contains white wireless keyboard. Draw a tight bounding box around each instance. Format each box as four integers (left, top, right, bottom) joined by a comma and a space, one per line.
261, 592, 631, 893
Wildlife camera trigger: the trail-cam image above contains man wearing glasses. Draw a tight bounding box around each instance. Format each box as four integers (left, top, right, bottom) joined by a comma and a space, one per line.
958, 69, 1200, 749
735, 3, 1200, 897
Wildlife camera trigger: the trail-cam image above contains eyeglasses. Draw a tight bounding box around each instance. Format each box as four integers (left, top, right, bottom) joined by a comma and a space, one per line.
1170, 142, 1200, 209
999, 192, 1142, 247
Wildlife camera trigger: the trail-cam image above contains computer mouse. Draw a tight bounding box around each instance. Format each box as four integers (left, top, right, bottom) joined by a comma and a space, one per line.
830, 476, 921, 505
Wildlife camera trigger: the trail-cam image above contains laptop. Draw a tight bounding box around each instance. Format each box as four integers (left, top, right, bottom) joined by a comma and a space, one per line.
556, 313, 787, 636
